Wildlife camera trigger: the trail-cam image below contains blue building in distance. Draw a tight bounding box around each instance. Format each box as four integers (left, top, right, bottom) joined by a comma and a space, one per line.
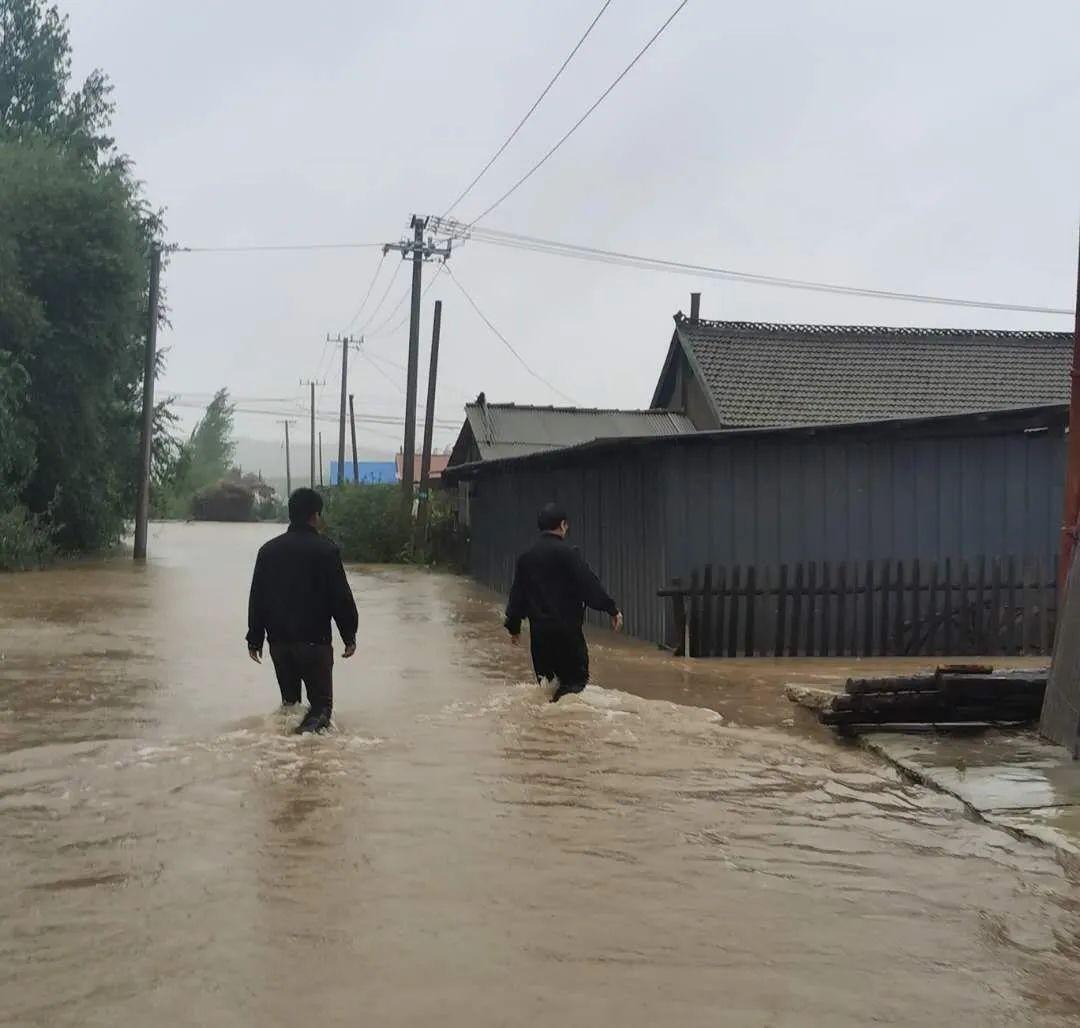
329, 460, 397, 486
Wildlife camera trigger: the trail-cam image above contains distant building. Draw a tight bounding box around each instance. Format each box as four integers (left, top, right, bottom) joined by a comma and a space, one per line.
396, 451, 450, 483
447, 394, 694, 468
329, 460, 397, 486
652, 295, 1071, 429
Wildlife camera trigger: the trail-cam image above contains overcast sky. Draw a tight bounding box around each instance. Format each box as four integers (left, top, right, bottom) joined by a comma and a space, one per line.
65, 0, 1080, 467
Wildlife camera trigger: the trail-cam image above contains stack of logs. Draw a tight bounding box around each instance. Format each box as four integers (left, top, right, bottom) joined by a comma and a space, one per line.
819, 665, 1047, 733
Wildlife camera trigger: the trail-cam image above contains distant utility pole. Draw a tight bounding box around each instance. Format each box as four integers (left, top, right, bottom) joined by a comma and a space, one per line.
384, 216, 451, 513
318, 432, 324, 487
415, 299, 443, 550
326, 334, 360, 486
300, 378, 321, 488
277, 419, 296, 496
134, 243, 162, 562
349, 393, 360, 486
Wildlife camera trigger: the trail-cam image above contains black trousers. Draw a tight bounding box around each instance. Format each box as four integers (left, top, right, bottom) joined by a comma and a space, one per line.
269, 642, 334, 713
530, 624, 589, 698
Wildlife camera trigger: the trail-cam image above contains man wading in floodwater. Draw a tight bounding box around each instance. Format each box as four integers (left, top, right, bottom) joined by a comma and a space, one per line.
246, 488, 358, 734
505, 502, 623, 702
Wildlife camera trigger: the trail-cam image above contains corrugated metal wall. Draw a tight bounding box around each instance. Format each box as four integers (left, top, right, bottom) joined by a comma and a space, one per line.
462, 413, 1066, 646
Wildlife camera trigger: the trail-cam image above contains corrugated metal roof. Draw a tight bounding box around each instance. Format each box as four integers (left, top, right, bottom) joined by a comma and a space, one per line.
463, 403, 694, 461
676, 318, 1072, 427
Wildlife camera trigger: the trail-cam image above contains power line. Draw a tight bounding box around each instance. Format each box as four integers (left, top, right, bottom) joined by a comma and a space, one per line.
358, 260, 405, 333
465, 0, 690, 228
344, 251, 388, 331
367, 264, 446, 340
441, 0, 614, 219
444, 222, 1075, 316
444, 264, 577, 404
174, 241, 385, 254
171, 399, 460, 430
361, 349, 404, 395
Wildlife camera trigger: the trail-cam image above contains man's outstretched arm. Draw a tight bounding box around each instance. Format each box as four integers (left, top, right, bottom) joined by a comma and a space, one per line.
246, 553, 266, 661
571, 549, 622, 628
329, 549, 359, 657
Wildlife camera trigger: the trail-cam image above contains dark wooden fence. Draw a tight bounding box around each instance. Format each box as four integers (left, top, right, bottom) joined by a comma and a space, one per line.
659, 556, 1057, 658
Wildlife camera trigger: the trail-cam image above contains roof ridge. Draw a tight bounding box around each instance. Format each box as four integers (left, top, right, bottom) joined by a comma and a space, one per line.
678, 317, 1071, 342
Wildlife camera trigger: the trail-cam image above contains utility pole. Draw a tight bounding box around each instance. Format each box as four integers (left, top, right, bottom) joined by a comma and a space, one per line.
415, 300, 443, 551
383, 216, 451, 514
326, 334, 359, 485
277, 419, 296, 497
1059, 227, 1080, 593
349, 393, 360, 486
318, 432, 324, 487
300, 378, 320, 488
134, 243, 162, 561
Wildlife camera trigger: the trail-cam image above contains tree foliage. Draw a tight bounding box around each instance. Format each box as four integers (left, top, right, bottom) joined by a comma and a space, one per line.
0, 0, 165, 560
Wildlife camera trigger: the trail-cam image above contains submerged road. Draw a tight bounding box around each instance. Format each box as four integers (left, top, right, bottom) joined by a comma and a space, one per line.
1, 522, 1078, 1026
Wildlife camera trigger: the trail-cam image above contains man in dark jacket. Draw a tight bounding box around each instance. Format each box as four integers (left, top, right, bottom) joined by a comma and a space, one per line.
246, 488, 358, 734
505, 502, 623, 702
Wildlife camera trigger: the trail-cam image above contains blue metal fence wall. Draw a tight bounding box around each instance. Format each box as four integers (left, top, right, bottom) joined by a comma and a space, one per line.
458, 409, 1066, 646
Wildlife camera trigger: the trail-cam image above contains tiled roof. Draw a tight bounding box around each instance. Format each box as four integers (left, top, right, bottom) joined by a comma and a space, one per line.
462, 402, 694, 462
676, 318, 1072, 427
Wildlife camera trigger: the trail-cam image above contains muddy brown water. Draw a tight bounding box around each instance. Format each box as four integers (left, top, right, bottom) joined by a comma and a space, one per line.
1, 522, 1078, 1026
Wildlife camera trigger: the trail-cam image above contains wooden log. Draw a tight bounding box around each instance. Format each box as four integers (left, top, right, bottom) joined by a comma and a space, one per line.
943, 557, 954, 655
671, 583, 687, 657
959, 560, 971, 655
989, 556, 1002, 656
806, 561, 818, 656
975, 555, 987, 655
927, 561, 940, 656
894, 559, 905, 656
1006, 555, 1018, 655
910, 559, 921, 656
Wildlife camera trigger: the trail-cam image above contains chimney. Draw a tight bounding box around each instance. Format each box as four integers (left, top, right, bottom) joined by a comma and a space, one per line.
689, 292, 701, 323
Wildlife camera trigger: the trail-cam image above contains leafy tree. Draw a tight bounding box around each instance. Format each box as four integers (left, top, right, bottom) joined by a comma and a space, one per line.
0, 0, 166, 557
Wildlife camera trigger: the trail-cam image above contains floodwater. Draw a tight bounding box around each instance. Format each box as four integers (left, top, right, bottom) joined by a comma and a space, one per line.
2, 523, 1079, 1027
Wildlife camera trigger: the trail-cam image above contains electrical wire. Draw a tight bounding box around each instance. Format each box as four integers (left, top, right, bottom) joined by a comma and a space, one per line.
465, 0, 689, 228
174, 242, 385, 254
441, 222, 1075, 316
366, 264, 446, 340
361, 349, 405, 395
344, 251, 388, 331
358, 261, 406, 333
441, 0, 614, 219
444, 264, 577, 404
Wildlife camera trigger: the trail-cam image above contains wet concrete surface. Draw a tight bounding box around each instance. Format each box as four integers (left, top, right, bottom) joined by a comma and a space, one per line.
2, 522, 1080, 1026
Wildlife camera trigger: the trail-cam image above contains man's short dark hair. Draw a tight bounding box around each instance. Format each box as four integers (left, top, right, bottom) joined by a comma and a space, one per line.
537, 502, 567, 532
288, 488, 324, 525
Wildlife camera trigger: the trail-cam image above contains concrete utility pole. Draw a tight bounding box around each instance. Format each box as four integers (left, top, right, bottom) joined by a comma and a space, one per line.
318, 432, 324, 487
415, 300, 443, 551
277, 419, 296, 497
326, 334, 359, 485
300, 378, 320, 488
134, 243, 162, 561
1059, 227, 1080, 593
383, 216, 451, 514
349, 393, 359, 486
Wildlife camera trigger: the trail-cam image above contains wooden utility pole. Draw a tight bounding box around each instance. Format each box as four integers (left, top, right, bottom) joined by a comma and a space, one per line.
300, 378, 319, 487
134, 243, 162, 561
383, 216, 451, 513
415, 300, 443, 550
1059, 227, 1080, 593
277, 419, 296, 496
326, 334, 358, 485
349, 393, 360, 486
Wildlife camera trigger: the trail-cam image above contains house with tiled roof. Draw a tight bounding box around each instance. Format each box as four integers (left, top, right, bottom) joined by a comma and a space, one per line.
651, 293, 1071, 429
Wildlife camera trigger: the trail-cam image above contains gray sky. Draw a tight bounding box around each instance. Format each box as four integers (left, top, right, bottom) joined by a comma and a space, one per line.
66, 0, 1080, 467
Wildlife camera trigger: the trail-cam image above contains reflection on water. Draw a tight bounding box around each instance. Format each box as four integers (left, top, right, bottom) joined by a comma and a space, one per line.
1, 523, 1078, 1026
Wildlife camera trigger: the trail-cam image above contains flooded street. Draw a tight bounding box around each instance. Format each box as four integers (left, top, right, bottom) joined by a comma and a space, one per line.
2, 523, 1079, 1026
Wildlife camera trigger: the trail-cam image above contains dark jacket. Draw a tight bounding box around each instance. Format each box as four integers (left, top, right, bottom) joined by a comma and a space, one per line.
504, 532, 618, 636
246, 524, 358, 652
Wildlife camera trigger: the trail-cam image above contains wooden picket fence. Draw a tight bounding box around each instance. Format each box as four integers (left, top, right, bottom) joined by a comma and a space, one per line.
659, 555, 1057, 658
